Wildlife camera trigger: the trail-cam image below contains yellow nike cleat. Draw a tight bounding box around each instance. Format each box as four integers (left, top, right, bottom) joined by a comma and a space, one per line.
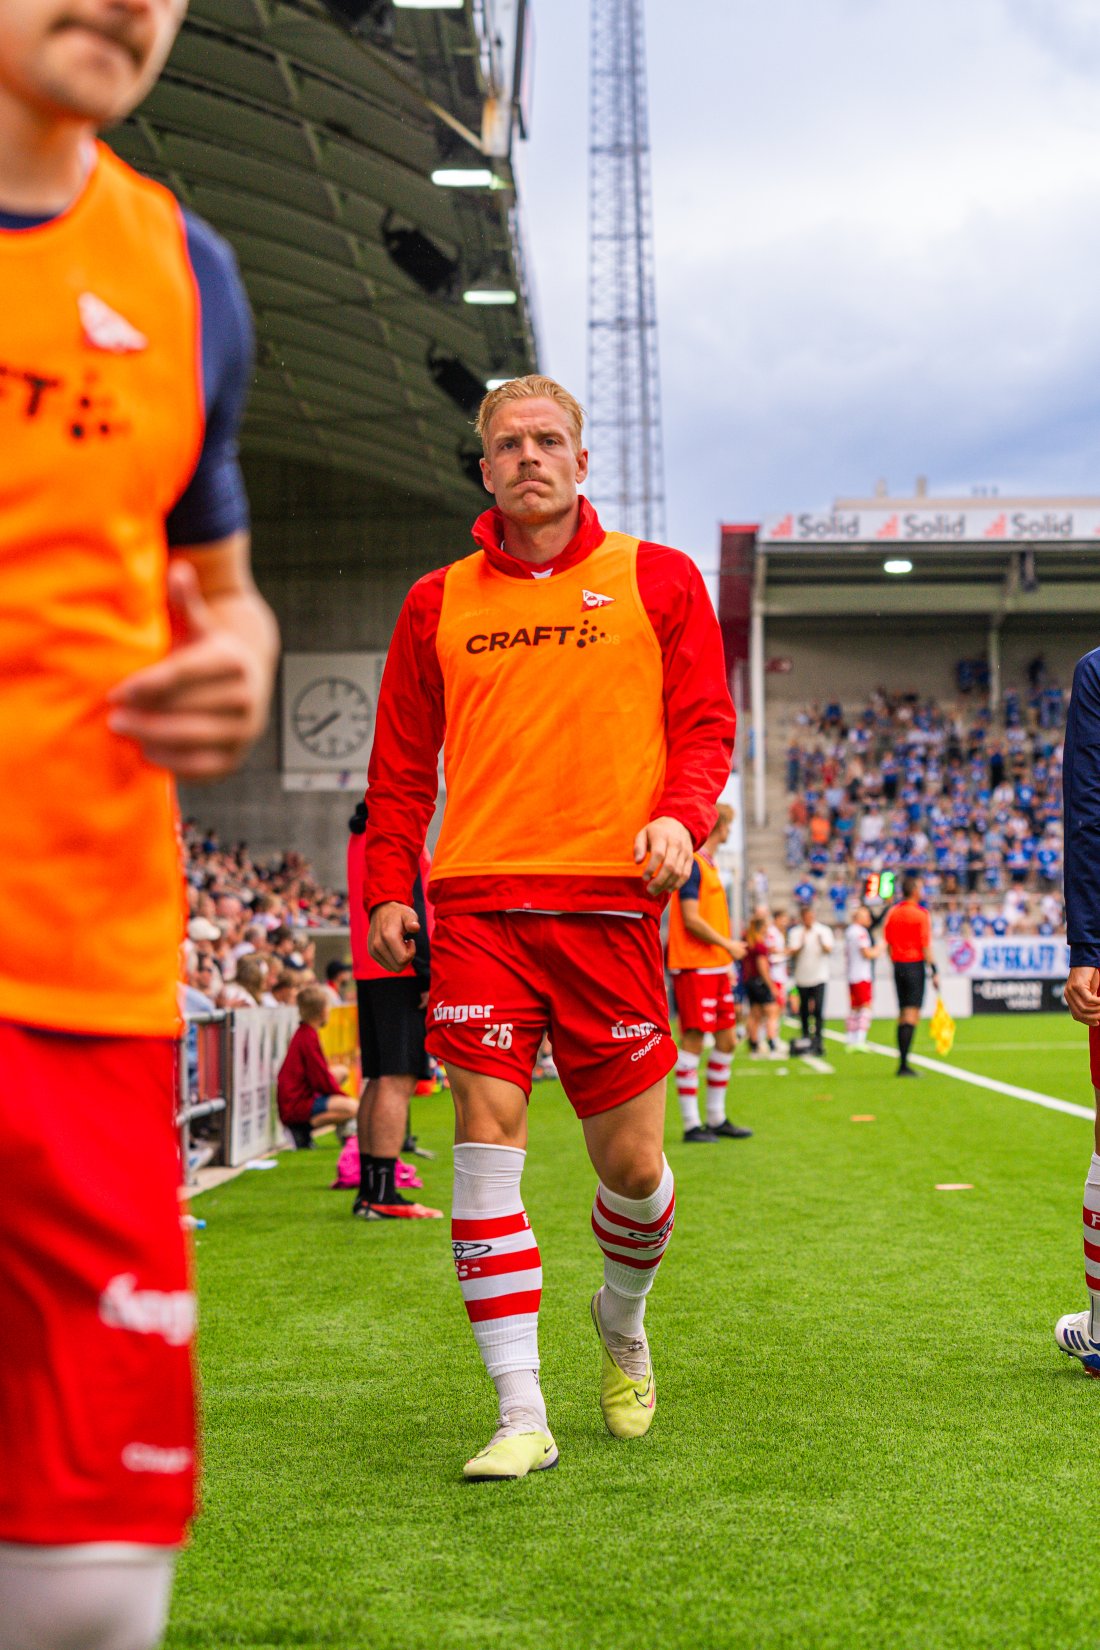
462, 1423, 559, 1482
590, 1288, 656, 1439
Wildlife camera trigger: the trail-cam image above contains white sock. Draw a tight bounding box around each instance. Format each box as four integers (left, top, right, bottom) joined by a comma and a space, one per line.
591, 1158, 675, 1339
0, 1543, 175, 1650
674, 1050, 701, 1131
1084, 1152, 1100, 1339
452, 1143, 546, 1428
704, 1051, 733, 1126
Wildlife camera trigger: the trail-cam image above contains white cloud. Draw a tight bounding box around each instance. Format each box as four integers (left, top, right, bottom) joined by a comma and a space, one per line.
518, 0, 1100, 564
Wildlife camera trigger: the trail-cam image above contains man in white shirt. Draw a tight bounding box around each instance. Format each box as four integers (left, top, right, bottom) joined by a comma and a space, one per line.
787, 900, 834, 1056
844, 906, 880, 1050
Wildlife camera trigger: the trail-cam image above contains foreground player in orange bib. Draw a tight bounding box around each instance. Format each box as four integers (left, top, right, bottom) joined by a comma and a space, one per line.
364, 375, 735, 1479
0, 3, 278, 1643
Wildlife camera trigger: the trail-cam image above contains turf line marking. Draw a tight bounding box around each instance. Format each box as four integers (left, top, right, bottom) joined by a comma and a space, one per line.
819, 1029, 1093, 1121
800, 1054, 835, 1075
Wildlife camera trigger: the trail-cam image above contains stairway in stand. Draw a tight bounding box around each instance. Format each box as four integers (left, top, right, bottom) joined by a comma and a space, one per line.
743, 706, 801, 916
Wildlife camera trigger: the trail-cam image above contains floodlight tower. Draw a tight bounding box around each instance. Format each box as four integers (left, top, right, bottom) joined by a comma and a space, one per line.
586, 0, 666, 540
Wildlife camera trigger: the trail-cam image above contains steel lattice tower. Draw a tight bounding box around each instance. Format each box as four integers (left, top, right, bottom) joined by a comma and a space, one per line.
586, 0, 666, 541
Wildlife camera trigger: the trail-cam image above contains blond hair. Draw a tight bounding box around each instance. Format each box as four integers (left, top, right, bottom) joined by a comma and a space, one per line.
476, 374, 585, 454
715, 803, 735, 829
297, 984, 328, 1025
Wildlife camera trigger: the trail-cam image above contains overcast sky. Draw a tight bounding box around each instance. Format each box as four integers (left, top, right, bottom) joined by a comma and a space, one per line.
515, 0, 1100, 575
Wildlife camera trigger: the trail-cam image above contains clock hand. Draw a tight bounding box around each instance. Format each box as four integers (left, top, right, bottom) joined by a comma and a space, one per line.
301, 711, 341, 738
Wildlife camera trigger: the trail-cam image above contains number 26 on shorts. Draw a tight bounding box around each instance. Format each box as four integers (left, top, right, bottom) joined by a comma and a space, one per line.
481, 1023, 513, 1049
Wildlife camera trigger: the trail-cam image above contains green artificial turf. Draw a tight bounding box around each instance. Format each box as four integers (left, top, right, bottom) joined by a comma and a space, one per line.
168, 1015, 1098, 1650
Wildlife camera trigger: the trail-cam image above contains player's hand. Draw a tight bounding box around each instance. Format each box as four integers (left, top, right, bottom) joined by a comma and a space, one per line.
727, 939, 747, 960
369, 901, 419, 972
418, 989, 430, 1012
108, 561, 273, 781
634, 816, 693, 895
1065, 966, 1100, 1026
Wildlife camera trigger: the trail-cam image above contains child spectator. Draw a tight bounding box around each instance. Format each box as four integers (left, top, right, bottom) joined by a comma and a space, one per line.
276, 986, 357, 1148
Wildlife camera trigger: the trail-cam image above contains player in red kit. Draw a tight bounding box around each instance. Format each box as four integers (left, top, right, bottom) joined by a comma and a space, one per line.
363, 375, 735, 1480
0, 4, 278, 1644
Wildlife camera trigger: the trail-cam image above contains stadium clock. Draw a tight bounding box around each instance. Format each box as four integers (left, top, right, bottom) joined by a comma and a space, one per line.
290, 677, 373, 761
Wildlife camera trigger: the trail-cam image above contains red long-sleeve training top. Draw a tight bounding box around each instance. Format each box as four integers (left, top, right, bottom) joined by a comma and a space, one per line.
362, 497, 736, 920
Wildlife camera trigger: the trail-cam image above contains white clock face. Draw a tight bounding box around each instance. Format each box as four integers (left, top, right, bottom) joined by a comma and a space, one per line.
291, 677, 373, 760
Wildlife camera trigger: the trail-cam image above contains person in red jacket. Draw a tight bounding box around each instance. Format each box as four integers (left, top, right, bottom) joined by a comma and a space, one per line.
276, 986, 358, 1141
364, 374, 735, 1481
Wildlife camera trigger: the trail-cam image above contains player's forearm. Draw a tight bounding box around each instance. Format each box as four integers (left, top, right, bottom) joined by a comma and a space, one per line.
203, 585, 279, 686
683, 914, 732, 949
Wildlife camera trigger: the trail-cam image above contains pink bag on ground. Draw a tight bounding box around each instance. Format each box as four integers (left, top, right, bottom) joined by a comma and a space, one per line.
329, 1138, 423, 1191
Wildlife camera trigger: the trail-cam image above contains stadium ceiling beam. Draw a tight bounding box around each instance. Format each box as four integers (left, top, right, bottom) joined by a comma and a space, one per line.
763, 582, 1100, 619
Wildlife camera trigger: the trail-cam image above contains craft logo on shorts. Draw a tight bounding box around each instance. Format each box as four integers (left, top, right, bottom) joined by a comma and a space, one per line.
98, 1274, 196, 1347
433, 1001, 495, 1024
611, 1019, 658, 1041
122, 1442, 193, 1476
630, 1034, 663, 1063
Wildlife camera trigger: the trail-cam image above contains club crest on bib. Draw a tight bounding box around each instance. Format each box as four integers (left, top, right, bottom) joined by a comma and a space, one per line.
582, 589, 615, 610
79, 292, 148, 354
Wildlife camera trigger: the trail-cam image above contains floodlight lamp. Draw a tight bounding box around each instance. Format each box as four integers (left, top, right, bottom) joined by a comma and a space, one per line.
463, 288, 518, 306
393, 1, 464, 9
431, 168, 499, 189
485, 377, 514, 390
883, 559, 913, 575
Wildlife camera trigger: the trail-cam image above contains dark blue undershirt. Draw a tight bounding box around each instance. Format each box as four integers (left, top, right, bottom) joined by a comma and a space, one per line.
0, 201, 252, 546
1064, 648, 1100, 968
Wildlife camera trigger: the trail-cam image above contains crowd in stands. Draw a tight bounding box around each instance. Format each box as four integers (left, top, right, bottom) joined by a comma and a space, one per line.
783, 682, 1067, 933
180, 821, 352, 1013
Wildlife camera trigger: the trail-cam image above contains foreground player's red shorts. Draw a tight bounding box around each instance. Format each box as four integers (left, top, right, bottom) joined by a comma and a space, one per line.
849, 980, 873, 1010
0, 1022, 196, 1546
672, 970, 736, 1035
426, 912, 676, 1116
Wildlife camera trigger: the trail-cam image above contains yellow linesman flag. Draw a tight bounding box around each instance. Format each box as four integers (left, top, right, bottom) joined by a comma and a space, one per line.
930, 995, 956, 1057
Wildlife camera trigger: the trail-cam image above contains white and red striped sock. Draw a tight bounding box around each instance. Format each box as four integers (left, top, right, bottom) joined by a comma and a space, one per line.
858, 1008, 872, 1043
704, 1051, 733, 1126
1083, 1153, 1100, 1338
452, 1143, 545, 1425
675, 1050, 701, 1131
591, 1158, 675, 1338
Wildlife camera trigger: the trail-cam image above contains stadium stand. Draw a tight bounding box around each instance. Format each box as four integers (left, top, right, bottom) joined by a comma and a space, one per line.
781, 687, 1066, 929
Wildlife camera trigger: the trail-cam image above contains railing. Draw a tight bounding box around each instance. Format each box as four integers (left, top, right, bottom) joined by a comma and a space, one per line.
177, 1011, 230, 1188
177, 1003, 361, 1185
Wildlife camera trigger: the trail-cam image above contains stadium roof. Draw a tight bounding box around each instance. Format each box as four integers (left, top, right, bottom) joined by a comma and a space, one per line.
109, 0, 539, 511
740, 493, 1100, 618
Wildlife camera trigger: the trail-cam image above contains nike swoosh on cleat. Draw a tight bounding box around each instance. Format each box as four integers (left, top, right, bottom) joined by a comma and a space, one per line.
633, 1381, 655, 1409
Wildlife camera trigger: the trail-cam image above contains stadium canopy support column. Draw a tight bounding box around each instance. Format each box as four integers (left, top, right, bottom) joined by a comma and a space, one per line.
988, 618, 1002, 721
751, 552, 767, 830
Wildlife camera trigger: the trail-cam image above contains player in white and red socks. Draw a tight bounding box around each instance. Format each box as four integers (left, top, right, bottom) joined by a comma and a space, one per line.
363, 375, 735, 1477
668, 808, 752, 1143
844, 906, 880, 1051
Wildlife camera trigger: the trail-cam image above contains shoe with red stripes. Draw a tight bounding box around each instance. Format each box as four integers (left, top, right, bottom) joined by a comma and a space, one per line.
590, 1288, 656, 1439
1055, 1310, 1100, 1375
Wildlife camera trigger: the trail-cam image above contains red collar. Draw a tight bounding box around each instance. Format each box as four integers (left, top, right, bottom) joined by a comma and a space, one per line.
471, 495, 605, 578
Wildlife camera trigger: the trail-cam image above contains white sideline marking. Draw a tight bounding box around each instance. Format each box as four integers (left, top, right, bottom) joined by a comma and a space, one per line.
819, 1029, 1093, 1122
800, 1054, 835, 1075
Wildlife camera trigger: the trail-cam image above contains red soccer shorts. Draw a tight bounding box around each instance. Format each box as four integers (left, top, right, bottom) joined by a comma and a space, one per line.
426, 912, 676, 1117
0, 1022, 196, 1547
672, 970, 736, 1035
849, 980, 873, 1010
